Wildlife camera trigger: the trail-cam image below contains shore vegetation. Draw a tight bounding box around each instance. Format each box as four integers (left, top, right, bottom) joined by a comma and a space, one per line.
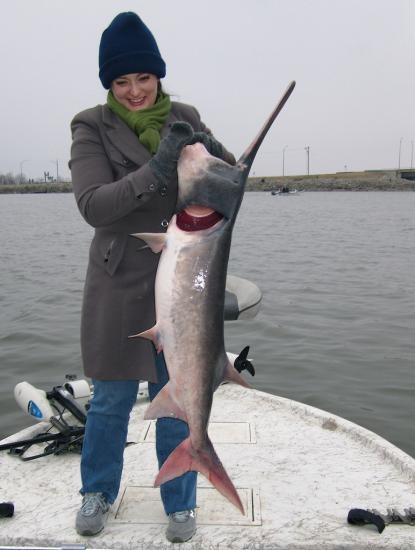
0, 170, 414, 194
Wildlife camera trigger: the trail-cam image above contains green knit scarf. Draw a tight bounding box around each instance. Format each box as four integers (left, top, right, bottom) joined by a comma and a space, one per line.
107, 90, 171, 154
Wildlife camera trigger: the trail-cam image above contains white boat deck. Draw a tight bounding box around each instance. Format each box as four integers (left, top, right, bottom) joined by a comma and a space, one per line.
1, 384, 415, 549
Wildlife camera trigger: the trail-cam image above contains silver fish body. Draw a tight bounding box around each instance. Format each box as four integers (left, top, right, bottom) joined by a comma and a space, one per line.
134, 145, 247, 511
132, 82, 296, 513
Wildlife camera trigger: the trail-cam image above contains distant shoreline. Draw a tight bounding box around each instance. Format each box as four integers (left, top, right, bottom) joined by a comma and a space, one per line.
0, 170, 414, 194
247, 169, 415, 192
0, 182, 73, 194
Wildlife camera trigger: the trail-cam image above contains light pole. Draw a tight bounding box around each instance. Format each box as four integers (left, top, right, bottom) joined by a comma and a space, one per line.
51, 159, 59, 182
282, 145, 288, 176
19, 160, 29, 182
411, 140, 414, 169
304, 146, 310, 175
398, 137, 403, 170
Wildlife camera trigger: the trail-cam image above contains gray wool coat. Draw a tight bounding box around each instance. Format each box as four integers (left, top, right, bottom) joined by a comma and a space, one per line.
70, 102, 235, 382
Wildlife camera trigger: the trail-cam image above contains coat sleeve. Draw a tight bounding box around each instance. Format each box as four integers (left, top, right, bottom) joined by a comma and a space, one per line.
180, 104, 236, 166
70, 110, 162, 228
200, 121, 236, 166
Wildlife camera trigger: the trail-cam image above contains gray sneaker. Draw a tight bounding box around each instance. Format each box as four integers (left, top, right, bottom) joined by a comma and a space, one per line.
76, 492, 110, 536
166, 509, 196, 543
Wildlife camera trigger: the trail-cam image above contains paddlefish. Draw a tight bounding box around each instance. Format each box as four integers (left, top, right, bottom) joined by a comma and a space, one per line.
132, 81, 296, 513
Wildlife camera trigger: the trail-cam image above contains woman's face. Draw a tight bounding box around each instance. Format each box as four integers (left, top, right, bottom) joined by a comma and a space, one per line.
111, 73, 159, 111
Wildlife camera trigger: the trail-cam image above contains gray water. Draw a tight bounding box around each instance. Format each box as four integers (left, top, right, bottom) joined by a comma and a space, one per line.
1, 192, 414, 458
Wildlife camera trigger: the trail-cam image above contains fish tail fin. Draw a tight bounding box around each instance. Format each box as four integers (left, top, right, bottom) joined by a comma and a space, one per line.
223, 360, 251, 388
155, 436, 244, 514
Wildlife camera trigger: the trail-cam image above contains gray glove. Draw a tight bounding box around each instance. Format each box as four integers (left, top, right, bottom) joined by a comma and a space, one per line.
149, 122, 194, 187
189, 132, 225, 160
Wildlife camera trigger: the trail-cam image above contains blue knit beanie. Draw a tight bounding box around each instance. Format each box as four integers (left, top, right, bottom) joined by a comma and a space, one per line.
99, 12, 166, 89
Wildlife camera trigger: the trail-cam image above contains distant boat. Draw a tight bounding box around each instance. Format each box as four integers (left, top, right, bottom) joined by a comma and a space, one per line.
271, 188, 300, 196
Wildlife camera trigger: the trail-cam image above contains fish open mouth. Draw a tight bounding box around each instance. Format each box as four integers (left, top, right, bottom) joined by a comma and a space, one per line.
176, 206, 223, 231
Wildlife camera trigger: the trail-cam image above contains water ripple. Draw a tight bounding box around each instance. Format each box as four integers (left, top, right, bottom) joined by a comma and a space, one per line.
1, 192, 414, 458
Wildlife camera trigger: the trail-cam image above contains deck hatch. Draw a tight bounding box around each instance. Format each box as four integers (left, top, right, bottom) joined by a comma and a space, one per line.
114, 486, 261, 525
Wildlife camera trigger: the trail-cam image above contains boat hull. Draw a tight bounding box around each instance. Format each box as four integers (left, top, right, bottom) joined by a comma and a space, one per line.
1, 384, 415, 549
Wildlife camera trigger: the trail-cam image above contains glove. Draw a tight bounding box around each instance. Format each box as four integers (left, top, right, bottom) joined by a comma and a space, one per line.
149, 122, 194, 187
189, 132, 225, 160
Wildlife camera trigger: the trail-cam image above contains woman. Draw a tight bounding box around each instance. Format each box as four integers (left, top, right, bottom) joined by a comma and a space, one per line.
70, 11, 235, 544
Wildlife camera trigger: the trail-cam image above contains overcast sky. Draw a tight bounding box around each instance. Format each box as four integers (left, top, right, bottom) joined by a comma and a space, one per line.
1, 0, 414, 180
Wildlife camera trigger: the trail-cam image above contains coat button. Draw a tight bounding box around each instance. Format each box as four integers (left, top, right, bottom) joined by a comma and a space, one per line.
122, 158, 129, 165
160, 186, 167, 197
148, 183, 156, 191
161, 219, 169, 228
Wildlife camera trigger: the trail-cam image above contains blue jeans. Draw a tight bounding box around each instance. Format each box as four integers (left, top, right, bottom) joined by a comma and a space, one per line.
80, 352, 197, 514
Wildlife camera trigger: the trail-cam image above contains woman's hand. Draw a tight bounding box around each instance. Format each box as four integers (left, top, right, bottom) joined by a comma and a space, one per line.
149, 122, 194, 187
189, 132, 225, 160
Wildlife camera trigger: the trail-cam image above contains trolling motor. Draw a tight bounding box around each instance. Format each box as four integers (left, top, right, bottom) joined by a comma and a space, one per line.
14, 377, 90, 425
0, 376, 91, 460
1, 348, 254, 461
227, 346, 255, 376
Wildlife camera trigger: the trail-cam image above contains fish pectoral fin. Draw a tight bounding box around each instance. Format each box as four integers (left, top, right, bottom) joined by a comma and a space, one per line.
155, 437, 244, 514
130, 232, 166, 254
129, 325, 162, 353
144, 383, 187, 422
223, 360, 251, 388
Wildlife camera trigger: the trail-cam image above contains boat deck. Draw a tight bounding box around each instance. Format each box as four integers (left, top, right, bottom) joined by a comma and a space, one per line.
1, 384, 415, 549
